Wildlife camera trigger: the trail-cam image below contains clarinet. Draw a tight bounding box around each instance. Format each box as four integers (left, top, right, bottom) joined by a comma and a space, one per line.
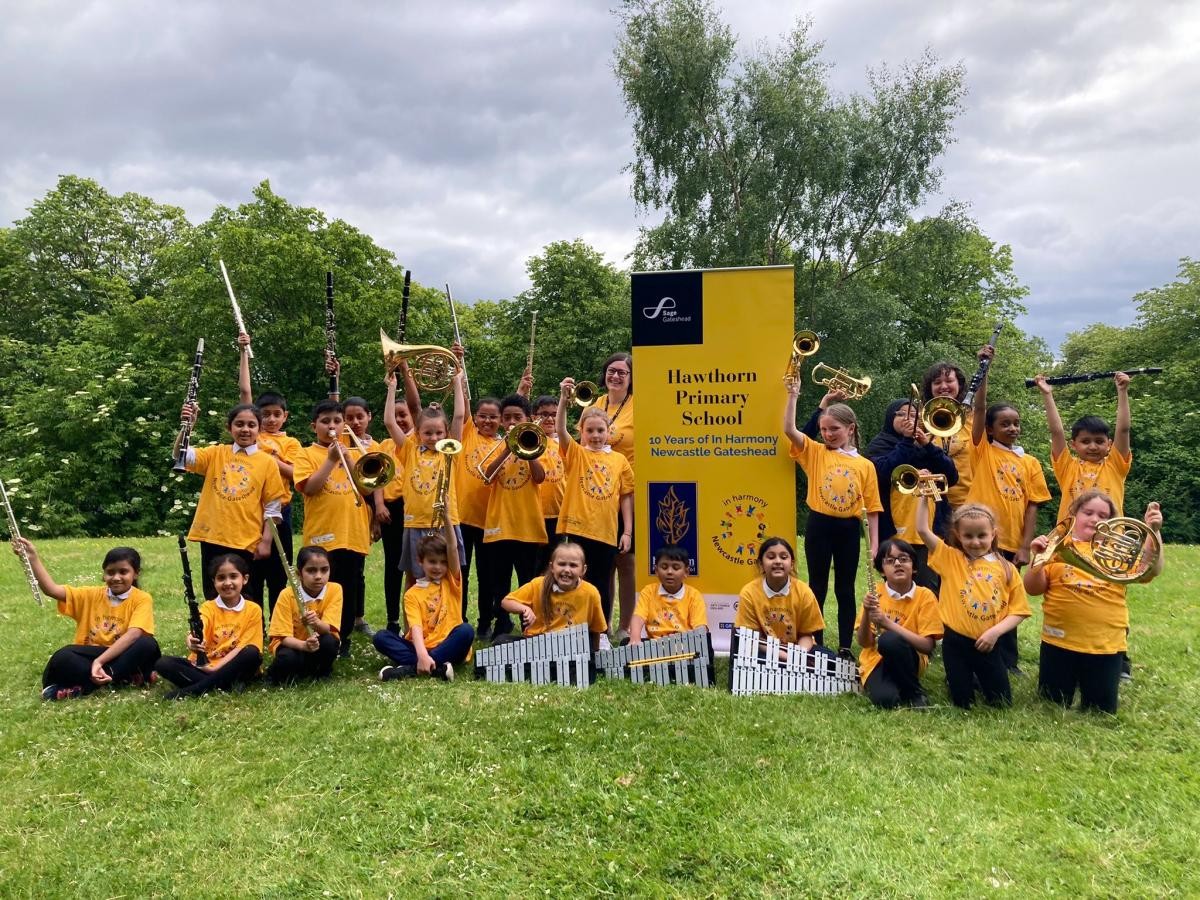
962, 321, 1003, 408
172, 338, 205, 472
398, 269, 411, 342
325, 271, 338, 396
178, 535, 208, 666
1024, 367, 1162, 387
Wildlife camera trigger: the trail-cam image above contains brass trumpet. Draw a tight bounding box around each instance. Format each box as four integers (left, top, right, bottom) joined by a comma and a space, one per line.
380, 329, 459, 392
430, 438, 462, 529
784, 330, 820, 388
811, 362, 872, 399
474, 422, 548, 482
1030, 516, 1162, 584
890, 464, 948, 502
572, 381, 600, 408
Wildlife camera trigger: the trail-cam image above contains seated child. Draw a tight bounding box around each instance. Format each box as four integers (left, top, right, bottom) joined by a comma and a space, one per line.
266, 546, 343, 684
733, 537, 826, 659
498, 540, 607, 652
629, 544, 707, 644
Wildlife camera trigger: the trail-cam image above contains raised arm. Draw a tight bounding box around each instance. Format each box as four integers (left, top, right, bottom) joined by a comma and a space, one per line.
1113, 372, 1131, 458
237, 332, 253, 405
556, 378, 576, 449
783, 380, 806, 450
402, 361, 422, 423
382, 373, 410, 447
1035, 375, 1067, 458
13, 539, 68, 602
449, 369, 466, 441
914, 494, 941, 552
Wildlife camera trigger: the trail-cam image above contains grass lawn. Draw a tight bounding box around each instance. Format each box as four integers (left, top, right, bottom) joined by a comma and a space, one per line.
1, 536, 1197, 898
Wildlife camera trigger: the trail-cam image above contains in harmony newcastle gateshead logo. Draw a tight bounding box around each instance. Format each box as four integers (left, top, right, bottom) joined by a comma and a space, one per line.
643, 296, 677, 319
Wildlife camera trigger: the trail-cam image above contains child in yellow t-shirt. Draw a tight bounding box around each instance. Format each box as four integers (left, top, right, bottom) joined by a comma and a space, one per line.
854, 538, 942, 709
377, 370, 416, 636
237, 331, 302, 616
154, 555, 263, 699
373, 517, 475, 680
555, 376, 635, 629
630, 545, 707, 643
498, 541, 607, 652
18, 540, 161, 701
266, 546, 344, 684
532, 394, 565, 571
783, 380, 882, 657
733, 537, 826, 659
1025, 490, 1163, 714
341, 393, 384, 638
1034, 373, 1132, 524
916, 497, 1030, 709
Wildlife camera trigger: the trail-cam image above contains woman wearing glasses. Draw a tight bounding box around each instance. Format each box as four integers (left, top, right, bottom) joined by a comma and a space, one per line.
594, 353, 635, 642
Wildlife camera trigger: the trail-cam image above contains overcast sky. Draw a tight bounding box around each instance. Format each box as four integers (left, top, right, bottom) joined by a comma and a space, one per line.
2, 0, 1197, 352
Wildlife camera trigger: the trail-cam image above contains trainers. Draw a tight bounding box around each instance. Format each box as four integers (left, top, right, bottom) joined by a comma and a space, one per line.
41, 684, 83, 701
1008, 665, 1026, 678
437, 661, 455, 682
354, 620, 375, 637
1120, 654, 1133, 682
909, 693, 931, 710
599, 633, 613, 651
476, 622, 493, 642
615, 628, 631, 646
379, 665, 416, 682
338, 642, 351, 659
837, 648, 855, 661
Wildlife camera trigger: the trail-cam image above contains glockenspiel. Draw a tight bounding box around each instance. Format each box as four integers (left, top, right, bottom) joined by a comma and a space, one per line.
727, 626, 860, 696
594, 627, 714, 687
473, 624, 594, 688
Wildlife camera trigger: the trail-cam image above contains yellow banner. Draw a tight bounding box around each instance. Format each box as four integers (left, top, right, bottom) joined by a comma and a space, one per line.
632, 266, 796, 651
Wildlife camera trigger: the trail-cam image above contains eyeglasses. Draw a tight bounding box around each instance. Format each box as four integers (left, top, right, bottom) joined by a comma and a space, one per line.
606, 369, 630, 380
882, 556, 912, 565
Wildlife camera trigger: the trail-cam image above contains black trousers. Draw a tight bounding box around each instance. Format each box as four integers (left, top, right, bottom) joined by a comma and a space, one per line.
863, 631, 926, 708
1038, 642, 1121, 714
535, 517, 560, 574
566, 533, 618, 627
199, 542, 256, 603
266, 634, 341, 684
804, 511, 861, 652
485, 539, 542, 636
910, 545, 941, 594
380, 498, 406, 626
42, 635, 161, 693
942, 626, 1011, 708
459, 523, 491, 625
327, 549, 366, 651
154, 646, 262, 697
250, 510, 292, 618
996, 549, 1022, 669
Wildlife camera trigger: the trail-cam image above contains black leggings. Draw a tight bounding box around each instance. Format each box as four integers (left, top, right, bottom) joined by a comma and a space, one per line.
199, 542, 255, 603
565, 533, 618, 627
380, 498, 406, 627
266, 634, 341, 684
1038, 642, 1121, 714
910, 544, 940, 594
942, 626, 1011, 709
804, 511, 861, 651
863, 631, 925, 708
327, 549, 366, 651
485, 540, 543, 636
154, 647, 262, 697
43, 636, 161, 692
536, 517, 560, 574
459, 523, 492, 625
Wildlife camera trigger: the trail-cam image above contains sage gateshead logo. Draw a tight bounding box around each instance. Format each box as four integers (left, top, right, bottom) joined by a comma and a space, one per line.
632, 271, 703, 346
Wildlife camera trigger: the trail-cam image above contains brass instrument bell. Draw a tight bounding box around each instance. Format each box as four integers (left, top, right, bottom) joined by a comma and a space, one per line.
1031, 516, 1162, 584
572, 380, 600, 408
811, 362, 872, 399
380, 329, 459, 392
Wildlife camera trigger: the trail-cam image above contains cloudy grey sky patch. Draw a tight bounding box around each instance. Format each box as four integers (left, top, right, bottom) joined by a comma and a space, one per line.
2, 0, 1197, 350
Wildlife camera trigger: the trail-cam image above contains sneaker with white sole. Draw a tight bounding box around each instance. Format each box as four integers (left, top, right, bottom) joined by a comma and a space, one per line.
599, 633, 613, 652
379, 665, 416, 682
41, 684, 84, 701
438, 661, 455, 682
354, 620, 375, 637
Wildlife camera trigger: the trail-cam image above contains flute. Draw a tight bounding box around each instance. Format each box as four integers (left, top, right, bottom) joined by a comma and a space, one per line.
173, 338, 205, 473
178, 536, 208, 666
268, 518, 315, 638
218, 259, 253, 358
445, 282, 470, 398
398, 269, 412, 342
325, 271, 338, 396
1, 477, 43, 607
1024, 367, 1162, 387
860, 508, 881, 642
526, 310, 537, 384
962, 321, 1002, 408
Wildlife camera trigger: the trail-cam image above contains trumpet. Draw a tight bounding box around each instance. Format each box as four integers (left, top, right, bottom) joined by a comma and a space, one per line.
890, 464, 948, 502
475, 422, 548, 483
811, 362, 872, 399
784, 330, 819, 388
380, 329, 459, 392
430, 438, 462, 529
1031, 516, 1162, 584
342, 427, 396, 494
572, 380, 600, 408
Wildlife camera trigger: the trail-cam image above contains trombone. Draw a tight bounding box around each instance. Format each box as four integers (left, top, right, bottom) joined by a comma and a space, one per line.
890, 465, 948, 502
907, 382, 963, 441
474, 422, 548, 483
784, 330, 819, 388
430, 438, 462, 529
811, 362, 872, 399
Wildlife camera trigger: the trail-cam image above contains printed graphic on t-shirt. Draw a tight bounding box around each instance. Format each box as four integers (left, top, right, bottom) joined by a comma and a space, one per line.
819, 465, 861, 514
581, 459, 617, 499
410, 452, 439, 496
216, 460, 254, 502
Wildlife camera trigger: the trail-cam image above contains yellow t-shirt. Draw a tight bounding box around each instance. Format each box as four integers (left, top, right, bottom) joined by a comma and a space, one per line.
59, 585, 155, 646
888, 485, 922, 546
633, 583, 708, 639
853, 581, 942, 683
186, 445, 288, 552
943, 417, 973, 508
537, 437, 566, 519
377, 437, 407, 503
483, 455, 548, 544
1051, 449, 1132, 524
966, 438, 1052, 552
403, 569, 464, 650
789, 439, 883, 518
454, 419, 501, 528
598, 393, 635, 473
293, 444, 371, 554
258, 431, 303, 499
928, 540, 1031, 638
557, 441, 635, 545
267, 582, 344, 654
193, 598, 263, 668
1040, 541, 1130, 654
504, 577, 607, 636
397, 440, 460, 528
734, 578, 825, 644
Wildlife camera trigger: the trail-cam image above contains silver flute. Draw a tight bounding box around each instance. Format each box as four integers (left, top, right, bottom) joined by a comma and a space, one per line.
1, 477, 43, 606
219, 258, 254, 358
